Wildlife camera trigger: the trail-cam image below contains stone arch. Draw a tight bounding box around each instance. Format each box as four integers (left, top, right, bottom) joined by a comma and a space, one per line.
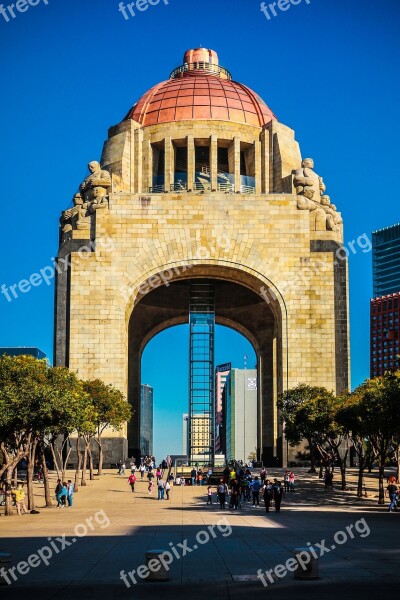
126, 262, 288, 466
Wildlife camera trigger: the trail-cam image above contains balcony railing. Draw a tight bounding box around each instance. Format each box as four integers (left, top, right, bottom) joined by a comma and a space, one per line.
170, 62, 232, 81
170, 182, 188, 192
148, 184, 165, 193
194, 181, 211, 191
218, 182, 234, 193
240, 184, 256, 194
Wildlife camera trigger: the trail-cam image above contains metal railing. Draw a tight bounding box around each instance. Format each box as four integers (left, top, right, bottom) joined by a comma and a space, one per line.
170, 182, 188, 192
149, 185, 165, 193
194, 181, 211, 191
170, 62, 232, 81
218, 182, 234, 193
240, 185, 256, 194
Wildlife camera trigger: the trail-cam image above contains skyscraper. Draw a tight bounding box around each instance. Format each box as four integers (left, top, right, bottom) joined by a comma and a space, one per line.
215, 362, 231, 455
372, 224, 400, 297
140, 384, 154, 456
371, 224, 400, 377
225, 368, 257, 463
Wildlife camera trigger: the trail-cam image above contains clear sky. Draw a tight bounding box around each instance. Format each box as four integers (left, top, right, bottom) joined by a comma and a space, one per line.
0, 0, 399, 460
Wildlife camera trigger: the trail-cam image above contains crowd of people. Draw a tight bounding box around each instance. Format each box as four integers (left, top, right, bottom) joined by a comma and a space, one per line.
205, 466, 292, 512
122, 456, 174, 500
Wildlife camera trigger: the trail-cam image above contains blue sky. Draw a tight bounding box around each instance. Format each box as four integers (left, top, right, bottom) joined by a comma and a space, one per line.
0, 0, 399, 459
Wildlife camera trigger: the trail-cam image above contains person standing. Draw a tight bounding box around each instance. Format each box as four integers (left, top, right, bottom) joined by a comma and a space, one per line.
67, 480, 74, 507
231, 480, 241, 509
55, 479, 65, 508
272, 479, 284, 512
207, 485, 213, 505
387, 481, 398, 512
262, 479, 273, 512
217, 479, 228, 509
260, 468, 266, 484
289, 471, 295, 491
283, 471, 290, 493
157, 479, 165, 500
140, 464, 145, 480
128, 473, 137, 493
191, 468, 197, 486
251, 476, 262, 507
198, 469, 204, 486
165, 480, 171, 500
13, 484, 28, 516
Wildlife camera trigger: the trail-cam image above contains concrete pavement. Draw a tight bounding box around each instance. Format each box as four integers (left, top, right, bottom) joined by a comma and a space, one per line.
0, 468, 398, 599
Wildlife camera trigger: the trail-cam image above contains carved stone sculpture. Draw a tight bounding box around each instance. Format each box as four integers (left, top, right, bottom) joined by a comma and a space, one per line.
80, 161, 111, 202
321, 195, 343, 233
293, 158, 326, 231
90, 186, 109, 213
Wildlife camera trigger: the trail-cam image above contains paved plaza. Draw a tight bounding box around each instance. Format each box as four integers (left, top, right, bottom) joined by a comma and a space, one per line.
0, 469, 398, 599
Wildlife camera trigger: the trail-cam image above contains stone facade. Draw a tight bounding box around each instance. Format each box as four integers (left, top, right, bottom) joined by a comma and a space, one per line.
54, 49, 349, 467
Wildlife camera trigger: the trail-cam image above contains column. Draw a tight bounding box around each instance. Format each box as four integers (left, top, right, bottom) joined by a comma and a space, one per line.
187, 135, 195, 191
260, 129, 270, 194
233, 137, 241, 193
164, 137, 174, 192
228, 137, 241, 193
254, 139, 261, 195
134, 128, 143, 193
210, 135, 218, 191
143, 140, 152, 192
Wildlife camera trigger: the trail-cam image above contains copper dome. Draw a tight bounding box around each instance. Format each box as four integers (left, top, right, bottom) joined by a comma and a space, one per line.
124, 49, 277, 128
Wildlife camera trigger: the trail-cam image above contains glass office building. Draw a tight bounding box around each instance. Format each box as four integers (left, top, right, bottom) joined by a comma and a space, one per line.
372, 224, 400, 297
140, 384, 154, 456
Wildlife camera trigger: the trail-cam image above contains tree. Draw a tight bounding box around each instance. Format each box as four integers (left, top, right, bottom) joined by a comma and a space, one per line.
0, 355, 48, 513
347, 373, 400, 504
278, 385, 334, 473
82, 380, 131, 476
0, 356, 90, 514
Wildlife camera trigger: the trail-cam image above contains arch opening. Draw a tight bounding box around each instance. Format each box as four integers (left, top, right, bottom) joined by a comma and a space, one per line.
127, 268, 286, 467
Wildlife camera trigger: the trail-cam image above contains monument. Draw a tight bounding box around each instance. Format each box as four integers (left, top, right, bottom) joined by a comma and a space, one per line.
54, 48, 349, 466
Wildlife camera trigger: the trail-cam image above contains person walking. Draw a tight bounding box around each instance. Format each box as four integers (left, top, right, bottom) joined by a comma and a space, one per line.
207, 468, 213, 484
128, 473, 137, 493
191, 468, 197, 486
140, 464, 145, 480
55, 479, 67, 508
207, 485, 213, 505
387, 481, 398, 512
165, 480, 171, 500
272, 479, 284, 512
67, 480, 74, 507
289, 471, 295, 492
120, 462, 126, 476
283, 470, 290, 493
231, 480, 241, 509
147, 469, 155, 494
217, 479, 228, 509
13, 484, 28, 516
157, 479, 165, 500
262, 479, 273, 512
251, 476, 262, 507
260, 468, 266, 484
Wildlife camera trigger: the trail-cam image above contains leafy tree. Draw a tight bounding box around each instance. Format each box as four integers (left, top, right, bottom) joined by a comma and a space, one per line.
347, 373, 400, 503
278, 385, 334, 473
82, 380, 131, 475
